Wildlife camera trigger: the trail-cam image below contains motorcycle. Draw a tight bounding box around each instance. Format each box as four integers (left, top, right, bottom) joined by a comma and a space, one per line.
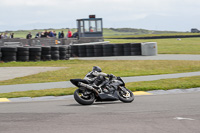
70, 74, 134, 105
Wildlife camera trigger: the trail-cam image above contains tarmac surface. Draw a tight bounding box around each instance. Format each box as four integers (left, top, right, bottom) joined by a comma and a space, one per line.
0, 92, 200, 133
0, 71, 200, 93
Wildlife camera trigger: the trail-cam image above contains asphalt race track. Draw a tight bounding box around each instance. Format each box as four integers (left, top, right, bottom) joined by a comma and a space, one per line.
0, 54, 200, 133
0, 92, 200, 133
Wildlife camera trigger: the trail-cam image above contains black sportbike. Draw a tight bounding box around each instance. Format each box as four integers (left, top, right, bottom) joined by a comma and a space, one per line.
70, 74, 134, 105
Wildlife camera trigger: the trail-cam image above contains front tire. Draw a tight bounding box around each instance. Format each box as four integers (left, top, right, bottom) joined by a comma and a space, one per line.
74, 89, 95, 105
117, 87, 134, 103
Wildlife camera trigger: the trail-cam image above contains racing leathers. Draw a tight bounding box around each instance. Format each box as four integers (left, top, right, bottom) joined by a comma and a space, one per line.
84, 71, 114, 92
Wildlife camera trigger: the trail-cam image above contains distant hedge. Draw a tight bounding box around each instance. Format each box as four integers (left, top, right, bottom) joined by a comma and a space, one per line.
107, 35, 200, 39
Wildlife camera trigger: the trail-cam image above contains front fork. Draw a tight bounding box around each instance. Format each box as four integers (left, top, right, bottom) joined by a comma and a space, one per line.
119, 86, 130, 98
119, 86, 127, 92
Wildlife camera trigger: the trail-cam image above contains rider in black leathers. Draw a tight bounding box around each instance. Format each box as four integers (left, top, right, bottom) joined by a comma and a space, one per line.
84, 66, 114, 92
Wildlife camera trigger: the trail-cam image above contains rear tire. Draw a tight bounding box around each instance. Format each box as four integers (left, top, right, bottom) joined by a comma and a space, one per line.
117, 87, 134, 103
74, 89, 95, 105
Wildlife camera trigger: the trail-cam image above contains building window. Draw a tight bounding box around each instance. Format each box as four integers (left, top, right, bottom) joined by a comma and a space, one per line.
97, 20, 102, 32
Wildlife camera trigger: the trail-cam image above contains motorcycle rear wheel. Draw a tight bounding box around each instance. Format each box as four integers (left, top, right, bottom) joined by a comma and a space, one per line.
74, 89, 95, 105
117, 87, 134, 103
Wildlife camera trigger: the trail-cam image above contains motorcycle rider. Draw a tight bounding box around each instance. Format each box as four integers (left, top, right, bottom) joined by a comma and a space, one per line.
84, 66, 114, 92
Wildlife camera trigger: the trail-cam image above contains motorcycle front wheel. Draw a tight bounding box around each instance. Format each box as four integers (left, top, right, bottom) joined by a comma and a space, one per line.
74, 89, 95, 105
117, 87, 134, 103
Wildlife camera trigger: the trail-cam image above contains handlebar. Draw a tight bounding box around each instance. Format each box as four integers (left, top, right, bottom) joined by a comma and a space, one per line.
108, 74, 116, 80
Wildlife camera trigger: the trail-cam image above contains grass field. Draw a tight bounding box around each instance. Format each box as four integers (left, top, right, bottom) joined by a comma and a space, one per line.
3, 28, 146, 38
4, 28, 77, 39
105, 38, 200, 54
2, 28, 199, 38
0, 60, 200, 85
0, 75, 199, 98
103, 28, 182, 36
104, 32, 200, 38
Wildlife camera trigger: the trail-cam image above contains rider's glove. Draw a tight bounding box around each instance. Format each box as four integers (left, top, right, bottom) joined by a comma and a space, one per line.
108, 74, 114, 79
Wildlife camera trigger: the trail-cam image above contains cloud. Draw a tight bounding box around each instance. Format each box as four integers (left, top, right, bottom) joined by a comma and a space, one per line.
1, 0, 200, 31
0, 0, 57, 6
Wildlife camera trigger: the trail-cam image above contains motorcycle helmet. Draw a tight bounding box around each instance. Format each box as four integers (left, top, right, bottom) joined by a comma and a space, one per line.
92, 66, 102, 72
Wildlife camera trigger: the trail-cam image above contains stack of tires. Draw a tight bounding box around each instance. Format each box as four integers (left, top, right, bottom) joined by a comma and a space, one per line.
0, 48, 2, 61
51, 46, 59, 60
66, 43, 142, 58
78, 45, 87, 57
29, 47, 41, 61
94, 44, 103, 57
17, 47, 29, 62
123, 43, 131, 56
66, 45, 71, 60
59, 46, 68, 60
113, 44, 124, 56
41, 46, 51, 61
1, 47, 17, 62
71, 45, 79, 57
103, 44, 114, 56
131, 43, 141, 55
86, 45, 94, 57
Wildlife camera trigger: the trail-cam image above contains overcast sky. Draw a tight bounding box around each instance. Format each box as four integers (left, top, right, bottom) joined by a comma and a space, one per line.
0, 0, 200, 32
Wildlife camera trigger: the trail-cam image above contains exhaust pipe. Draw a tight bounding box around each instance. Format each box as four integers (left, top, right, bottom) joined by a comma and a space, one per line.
78, 82, 99, 95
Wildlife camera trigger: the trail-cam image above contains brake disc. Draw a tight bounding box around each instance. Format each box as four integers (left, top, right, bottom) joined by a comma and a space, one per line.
122, 91, 130, 98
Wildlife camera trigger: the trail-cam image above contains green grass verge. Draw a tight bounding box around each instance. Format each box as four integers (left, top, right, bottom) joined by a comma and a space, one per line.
104, 33, 200, 38
0, 87, 76, 98
126, 76, 200, 91
105, 38, 200, 54
0, 76, 199, 98
4, 28, 192, 38
5, 28, 78, 39
0, 60, 200, 85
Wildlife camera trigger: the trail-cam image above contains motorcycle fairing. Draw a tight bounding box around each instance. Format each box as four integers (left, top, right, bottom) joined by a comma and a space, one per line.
96, 91, 119, 101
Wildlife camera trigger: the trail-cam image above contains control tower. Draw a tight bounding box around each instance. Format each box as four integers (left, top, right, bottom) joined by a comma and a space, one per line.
77, 15, 103, 38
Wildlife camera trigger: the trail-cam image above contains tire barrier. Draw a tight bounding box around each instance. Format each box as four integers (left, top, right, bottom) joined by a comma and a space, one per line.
71, 43, 144, 57
123, 43, 131, 56
86, 45, 94, 57
113, 43, 124, 56
0, 48, 2, 61
59, 46, 70, 60
41, 46, 51, 61
51, 46, 59, 61
29, 47, 41, 61
0, 45, 71, 62
1, 47, 17, 62
71, 45, 79, 57
66, 45, 71, 60
103, 44, 114, 56
130, 43, 141, 55
0, 42, 156, 62
94, 44, 103, 57
17, 47, 29, 61
78, 45, 87, 57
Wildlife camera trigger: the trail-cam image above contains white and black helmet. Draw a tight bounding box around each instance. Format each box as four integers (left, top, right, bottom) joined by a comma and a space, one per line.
92, 66, 102, 72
